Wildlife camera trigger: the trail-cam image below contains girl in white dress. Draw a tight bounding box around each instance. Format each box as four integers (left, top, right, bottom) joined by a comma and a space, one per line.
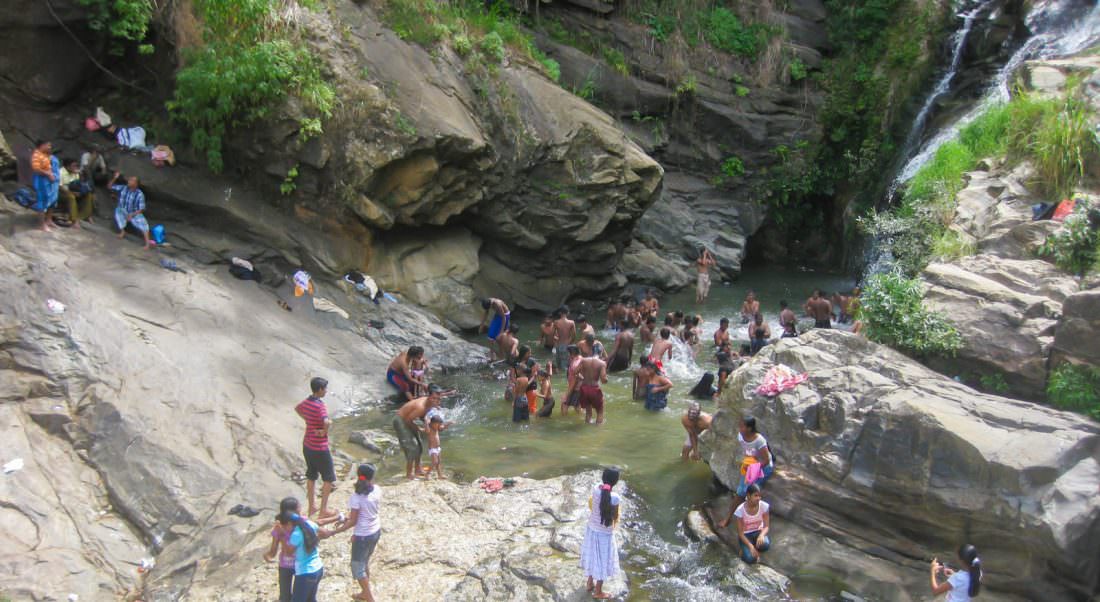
580, 468, 621, 599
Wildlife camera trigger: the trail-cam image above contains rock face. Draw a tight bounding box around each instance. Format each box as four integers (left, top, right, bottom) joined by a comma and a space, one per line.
0, 0, 100, 104
0, 202, 486, 600
707, 330, 1100, 600
920, 162, 1079, 399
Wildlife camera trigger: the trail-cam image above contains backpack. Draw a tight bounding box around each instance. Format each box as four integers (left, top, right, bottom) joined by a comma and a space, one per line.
151, 224, 166, 245
9, 188, 35, 208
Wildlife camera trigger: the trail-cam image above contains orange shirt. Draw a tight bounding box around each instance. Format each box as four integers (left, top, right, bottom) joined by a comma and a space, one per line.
31, 150, 51, 175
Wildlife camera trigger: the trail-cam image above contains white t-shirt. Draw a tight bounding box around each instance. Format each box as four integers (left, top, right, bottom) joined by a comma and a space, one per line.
946, 571, 972, 602
348, 486, 382, 537
587, 485, 621, 534
738, 432, 771, 467
733, 500, 769, 533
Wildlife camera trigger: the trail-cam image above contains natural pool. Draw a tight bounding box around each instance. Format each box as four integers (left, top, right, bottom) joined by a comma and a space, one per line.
334, 267, 856, 600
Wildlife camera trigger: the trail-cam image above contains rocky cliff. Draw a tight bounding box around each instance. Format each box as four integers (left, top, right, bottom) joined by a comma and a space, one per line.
705, 330, 1100, 600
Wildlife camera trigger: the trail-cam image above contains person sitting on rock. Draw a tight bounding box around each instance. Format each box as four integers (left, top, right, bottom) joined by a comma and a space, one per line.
386, 346, 426, 403
734, 484, 771, 564
931, 544, 982, 601
681, 402, 712, 461
80, 145, 110, 185
718, 416, 774, 528
108, 171, 153, 249
748, 313, 771, 355
59, 158, 94, 229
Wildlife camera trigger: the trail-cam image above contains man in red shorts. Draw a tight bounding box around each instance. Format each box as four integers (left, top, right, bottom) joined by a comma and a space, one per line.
568, 354, 608, 425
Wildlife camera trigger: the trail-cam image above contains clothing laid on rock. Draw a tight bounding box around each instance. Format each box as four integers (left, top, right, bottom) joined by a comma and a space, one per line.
343, 271, 381, 303
115, 126, 149, 150
754, 364, 808, 397
293, 271, 314, 297
580, 485, 620, 582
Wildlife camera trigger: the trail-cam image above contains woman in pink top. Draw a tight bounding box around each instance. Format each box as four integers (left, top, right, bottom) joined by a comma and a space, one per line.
264, 515, 298, 602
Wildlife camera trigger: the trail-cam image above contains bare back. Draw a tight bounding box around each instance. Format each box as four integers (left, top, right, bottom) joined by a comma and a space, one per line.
576, 357, 606, 386
397, 396, 431, 424
552, 317, 576, 345
651, 338, 673, 361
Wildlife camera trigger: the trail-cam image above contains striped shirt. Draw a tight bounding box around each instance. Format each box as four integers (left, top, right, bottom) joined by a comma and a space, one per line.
112, 184, 145, 214
31, 149, 51, 174
296, 396, 329, 451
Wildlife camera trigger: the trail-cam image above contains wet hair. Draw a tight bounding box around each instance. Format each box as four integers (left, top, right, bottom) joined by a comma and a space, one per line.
674, 311, 684, 319
566, 344, 580, 356
277, 497, 318, 553
742, 415, 758, 433
740, 344, 751, 355
585, 333, 595, 343
552, 308, 563, 319
599, 468, 621, 527
577, 314, 587, 323
355, 463, 376, 495
517, 345, 530, 360
744, 483, 762, 498
481, 299, 491, 309
754, 313, 764, 324
309, 377, 328, 394
645, 316, 656, 325
720, 317, 729, 325
663, 316, 674, 326
428, 384, 444, 396
660, 327, 671, 339
430, 414, 444, 424
408, 345, 424, 359
958, 544, 982, 596
687, 402, 701, 419
526, 379, 538, 391
508, 324, 520, 334
813, 289, 823, 297
780, 300, 788, 309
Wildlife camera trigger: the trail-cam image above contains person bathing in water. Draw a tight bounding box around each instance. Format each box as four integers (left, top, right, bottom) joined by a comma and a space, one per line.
642, 362, 672, 411
387, 346, 426, 403
512, 368, 532, 422
632, 357, 650, 401
569, 353, 608, 425
577, 314, 596, 339
534, 366, 556, 418
479, 297, 511, 341
740, 291, 760, 324
552, 308, 577, 371
607, 325, 634, 373
393, 385, 444, 479
695, 247, 717, 303
649, 327, 674, 364
748, 313, 771, 355
779, 300, 798, 338
714, 317, 731, 348
681, 402, 712, 460
804, 289, 832, 329
495, 324, 520, 363
562, 345, 583, 416
539, 315, 555, 351
639, 315, 656, 346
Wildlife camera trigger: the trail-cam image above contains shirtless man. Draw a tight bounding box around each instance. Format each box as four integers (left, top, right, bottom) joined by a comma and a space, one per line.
641, 289, 660, 319
478, 297, 511, 341
740, 291, 760, 324
578, 333, 606, 360
681, 402, 713, 461
632, 358, 650, 401
779, 301, 798, 338
747, 313, 771, 355
666, 311, 684, 330
576, 315, 596, 339
831, 292, 849, 323
713, 317, 731, 348
639, 316, 657, 346
847, 286, 862, 321
607, 326, 634, 373
605, 297, 629, 330
695, 248, 717, 304
649, 327, 674, 364
495, 324, 520, 362
625, 301, 642, 328
568, 354, 608, 425
393, 385, 444, 479
562, 345, 583, 416
387, 346, 427, 402
804, 289, 833, 329
538, 315, 555, 351
551, 308, 577, 371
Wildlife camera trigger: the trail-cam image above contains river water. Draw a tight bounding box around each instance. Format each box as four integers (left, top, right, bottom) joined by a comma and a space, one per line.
334, 267, 855, 600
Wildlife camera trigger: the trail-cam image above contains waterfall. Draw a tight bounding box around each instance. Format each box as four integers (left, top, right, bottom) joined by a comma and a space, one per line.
895, 0, 1100, 186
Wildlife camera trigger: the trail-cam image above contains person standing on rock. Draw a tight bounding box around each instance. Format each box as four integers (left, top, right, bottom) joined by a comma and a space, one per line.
677, 402, 712, 460
393, 385, 443, 479
718, 416, 773, 528
327, 464, 383, 602
552, 308, 577, 371
779, 301, 798, 338
296, 377, 337, 518
931, 544, 982, 601
607, 326, 634, 373
581, 468, 622, 599
278, 496, 336, 602
804, 289, 833, 329
569, 354, 608, 425
30, 140, 59, 232
479, 297, 511, 341
733, 484, 771, 564
108, 171, 154, 249
695, 247, 717, 304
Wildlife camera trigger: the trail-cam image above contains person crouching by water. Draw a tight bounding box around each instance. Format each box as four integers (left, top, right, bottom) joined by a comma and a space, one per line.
581, 468, 622, 600
681, 402, 712, 461
734, 484, 771, 564
718, 416, 774, 528
278, 496, 336, 602
393, 385, 443, 479
931, 544, 982, 601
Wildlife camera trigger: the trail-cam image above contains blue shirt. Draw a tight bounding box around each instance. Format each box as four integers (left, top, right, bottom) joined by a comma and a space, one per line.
288, 520, 323, 575
112, 184, 146, 214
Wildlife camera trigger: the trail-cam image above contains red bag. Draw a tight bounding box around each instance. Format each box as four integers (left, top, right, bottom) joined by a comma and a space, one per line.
1052, 199, 1076, 221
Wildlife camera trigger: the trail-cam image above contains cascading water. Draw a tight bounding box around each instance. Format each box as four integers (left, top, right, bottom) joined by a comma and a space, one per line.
866, 0, 1100, 276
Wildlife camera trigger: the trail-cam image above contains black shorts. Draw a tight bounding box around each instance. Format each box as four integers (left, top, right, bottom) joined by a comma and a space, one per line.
814, 319, 831, 329
303, 446, 336, 482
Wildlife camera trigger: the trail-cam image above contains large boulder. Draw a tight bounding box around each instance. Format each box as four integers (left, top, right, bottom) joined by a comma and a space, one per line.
707, 330, 1100, 600
0, 0, 101, 103
0, 205, 486, 600
1053, 289, 1100, 366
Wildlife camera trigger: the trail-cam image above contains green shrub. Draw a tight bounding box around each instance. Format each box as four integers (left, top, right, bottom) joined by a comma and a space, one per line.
535, 52, 561, 82
168, 0, 334, 173
699, 8, 774, 59
573, 71, 597, 101
857, 271, 962, 357
280, 164, 299, 196
1037, 212, 1100, 275
76, 0, 152, 54
930, 228, 975, 262
675, 75, 697, 96
734, 85, 750, 97
602, 47, 629, 76
1006, 92, 1100, 199
1047, 364, 1100, 419
721, 156, 745, 179
479, 31, 506, 62
789, 57, 808, 81
453, 34, 473, 56
978, 372, 1009, 394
